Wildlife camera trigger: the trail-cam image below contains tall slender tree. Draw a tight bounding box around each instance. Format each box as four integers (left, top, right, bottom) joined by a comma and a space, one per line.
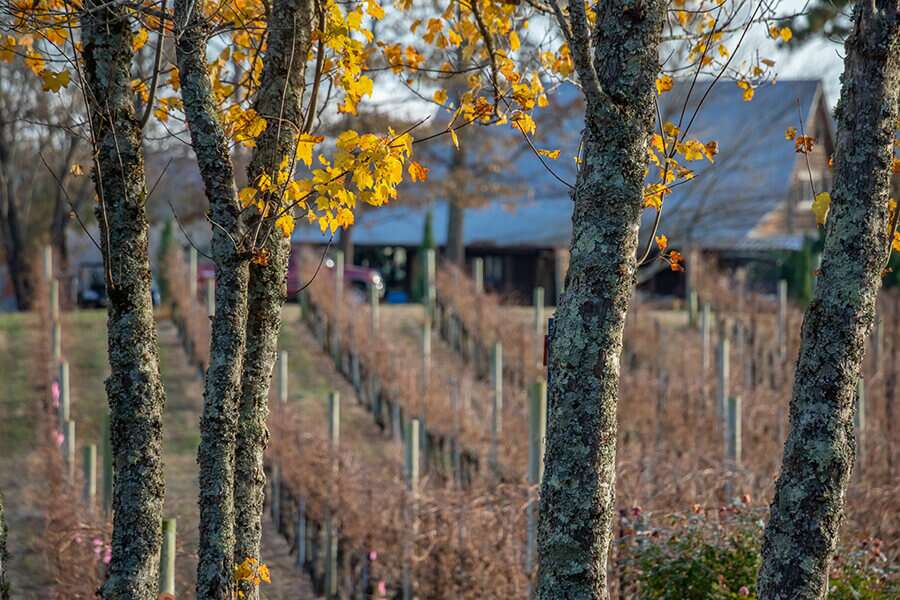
536, 2, 665, 598
173, 1, 252, 597
758, 0, 899, 597
81, 1, 167, 597
234, 2, 314, 595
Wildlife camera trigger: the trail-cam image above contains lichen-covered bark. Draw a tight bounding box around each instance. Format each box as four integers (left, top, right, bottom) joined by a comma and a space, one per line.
173, 3, 250, 598
758, 2, 899, 598
536, 2, 664, 599
81, 3, 166, 598
233, 1, 313, 597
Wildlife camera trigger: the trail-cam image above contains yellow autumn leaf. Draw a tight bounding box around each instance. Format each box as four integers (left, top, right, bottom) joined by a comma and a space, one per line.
785, 127, 797, 140
812, 191, 830, 226
449, 128, 459, 149
509, 31, 520, 51
40, 69, 70, 92
537, 149, 560, 160
409, 161, 429, 181
69, 163, 84, 176
893, 232, 900, 252
779, 27, 793, 42
655, 74, 673, 95
238, 187, 258, 208
433, 88, 448, 105
132, 28, 148, 52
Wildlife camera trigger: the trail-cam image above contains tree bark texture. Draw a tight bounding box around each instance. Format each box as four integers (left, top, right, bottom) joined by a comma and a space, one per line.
81, 3, 167, 598
173, 3, 251, 598
234, 2, 313, 597
536, 1, 664, 599
758, 1, 899, 598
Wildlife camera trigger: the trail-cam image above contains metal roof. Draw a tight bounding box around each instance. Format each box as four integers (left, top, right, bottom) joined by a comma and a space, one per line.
294, 79, 826, 252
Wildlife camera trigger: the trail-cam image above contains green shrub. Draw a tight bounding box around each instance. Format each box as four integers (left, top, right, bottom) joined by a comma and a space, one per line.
619, 505, 897, 599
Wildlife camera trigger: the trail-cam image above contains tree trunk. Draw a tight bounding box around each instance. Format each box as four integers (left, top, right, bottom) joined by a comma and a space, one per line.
445, 200, 465, 266
81, 3, 167, 598
758, 2, 899, 597
0, 164, 33, 311
233, 2, 313, 596
173, 3, 251, 598
536, 2, 664, 599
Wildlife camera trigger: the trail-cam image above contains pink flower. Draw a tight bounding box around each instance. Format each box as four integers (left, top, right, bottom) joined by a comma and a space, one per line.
52, 381, 60, 406
103, 546, 112, 564
369, 550, 377, 561
739, 585, 750, 596
53, 430, 64, 447
377, 580, 387, 596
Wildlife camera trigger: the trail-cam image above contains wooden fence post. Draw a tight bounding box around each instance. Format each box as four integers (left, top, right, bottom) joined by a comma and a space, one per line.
369, 284, 380, 335
717, 338, 729, 420
701, 303, 711, 373
43, 245, 53, 281
473, 258, 484, 295
271, 463, 281, 532
726, 395, 742, 466
102, 411, 113, 515
277, 350, 288, 405
425, 248, 436, 319
58, 360, 70, 430
83, 444, 97, 508
159, 518, 176, 595
297, 497, 308, 567
64, 420, 75, 482
687, 290, 698, 328
206, 278, 215, 318
855, 377, 866, 472
326, 391, 340, 598
777, 279, 787, 358
871, 316, 883, 374
188, 246, 198, 299
490, 342, 503, 475
526, 380, 547, 582
422, 320, 432, 393
50, 279, 60, 322
52, 320, 62, 363
403, 418, 420, 600
533, 287, 544, 369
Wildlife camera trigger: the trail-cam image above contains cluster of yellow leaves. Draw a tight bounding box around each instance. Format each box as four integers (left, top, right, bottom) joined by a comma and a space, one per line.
233, 557, 271, 597
643, 122, 717, 210
769, 25, 793, 42
239, 129, 418, 237
1, 33, 72, 93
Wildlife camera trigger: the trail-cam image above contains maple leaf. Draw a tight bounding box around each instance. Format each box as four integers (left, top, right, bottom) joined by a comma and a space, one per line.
785, 127, 797, 140
655, 235, 668, 251
655, 74, 673, 95
537, 149, 560, 160
812, 191, 830, 226
408, 161, 429, 181
795, 135, 815, 154
132, 28, 148, 52
433, 88, 448, 105
40, 69, 70, 92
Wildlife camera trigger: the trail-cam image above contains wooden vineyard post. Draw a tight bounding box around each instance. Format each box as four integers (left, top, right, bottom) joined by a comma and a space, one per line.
188, 246, 198, 299
717, 338, 729, 420
490, 342, 503, 476
102, 411, 113, 514
43, 245, 53, 281
369, 283, 380, 335
687, 289, 698, 328
51, 320, 62, 363
724, 395, 742, 500
701, 303, 711, 373
533, 287, 545, 369
473, 258, 484, 295
526, 380, 547, 585
206, 278, 215, 318
855, 377, 866, 475
50, 279, 59, 322
325, 391, 340, 598
83, 444, 97, 508
333, 250, 344, 362
422, 320, 432, 393
63, 420, 75, 482
277, 350, 288, 405
403, 418, 420, 600
58, 360, 70, 430
425, 248, 436, 320
777, 279, 787, 359
159, 518, 176, 596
